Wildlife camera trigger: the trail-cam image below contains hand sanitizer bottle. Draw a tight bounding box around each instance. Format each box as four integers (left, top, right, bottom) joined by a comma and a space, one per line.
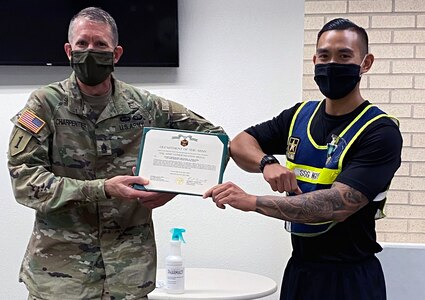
165, 228, 186, 294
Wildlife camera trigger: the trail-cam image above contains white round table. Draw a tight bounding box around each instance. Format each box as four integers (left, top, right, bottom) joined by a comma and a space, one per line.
149, 268, 277, 299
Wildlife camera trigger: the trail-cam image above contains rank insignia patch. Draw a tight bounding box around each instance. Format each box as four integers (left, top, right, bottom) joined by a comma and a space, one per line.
18, 110, 45, 134
286, 137, 300, 160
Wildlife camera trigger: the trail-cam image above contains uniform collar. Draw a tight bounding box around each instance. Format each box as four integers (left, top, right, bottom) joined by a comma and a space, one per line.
66, 72, 132, 121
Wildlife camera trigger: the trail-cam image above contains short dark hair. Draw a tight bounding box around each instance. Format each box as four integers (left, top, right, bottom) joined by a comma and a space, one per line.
68, 7, 119, 47
317, 18, 369, 56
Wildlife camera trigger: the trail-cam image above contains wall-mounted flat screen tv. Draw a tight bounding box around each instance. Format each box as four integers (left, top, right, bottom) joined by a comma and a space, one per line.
0, 0, 179, 67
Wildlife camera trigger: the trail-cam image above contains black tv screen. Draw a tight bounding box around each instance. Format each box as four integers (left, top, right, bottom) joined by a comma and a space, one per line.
0, 0, 179, 67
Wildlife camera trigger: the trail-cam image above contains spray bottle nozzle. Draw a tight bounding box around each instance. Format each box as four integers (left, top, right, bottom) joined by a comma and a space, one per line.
170, 228, 186, 243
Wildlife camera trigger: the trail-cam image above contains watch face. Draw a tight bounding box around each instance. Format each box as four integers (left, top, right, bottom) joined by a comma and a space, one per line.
260, 155, 279, 172
265, 156, 275, 163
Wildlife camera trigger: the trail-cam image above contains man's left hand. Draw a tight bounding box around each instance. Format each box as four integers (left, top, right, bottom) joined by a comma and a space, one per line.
203, 182, 256, 211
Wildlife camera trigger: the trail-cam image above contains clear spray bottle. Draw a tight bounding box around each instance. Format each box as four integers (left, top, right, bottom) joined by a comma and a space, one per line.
165, 228, 186, 294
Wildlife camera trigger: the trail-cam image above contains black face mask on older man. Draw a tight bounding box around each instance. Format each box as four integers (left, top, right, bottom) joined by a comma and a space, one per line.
71, 49, 114, 86
314, 62, 362, 100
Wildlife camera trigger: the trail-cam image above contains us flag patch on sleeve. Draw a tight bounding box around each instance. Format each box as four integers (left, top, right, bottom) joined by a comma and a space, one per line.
18, 110, 45, 134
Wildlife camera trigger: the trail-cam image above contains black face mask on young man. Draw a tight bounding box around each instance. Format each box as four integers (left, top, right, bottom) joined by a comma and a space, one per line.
71, 49, 114, 86
314, 62, 362, 100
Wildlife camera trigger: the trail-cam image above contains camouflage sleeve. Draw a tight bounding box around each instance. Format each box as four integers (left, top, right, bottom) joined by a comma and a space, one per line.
8, 97, 107, 214
150, 95, 226, 134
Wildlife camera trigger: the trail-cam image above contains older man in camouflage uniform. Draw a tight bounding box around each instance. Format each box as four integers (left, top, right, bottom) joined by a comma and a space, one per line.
8, 7, 225, 300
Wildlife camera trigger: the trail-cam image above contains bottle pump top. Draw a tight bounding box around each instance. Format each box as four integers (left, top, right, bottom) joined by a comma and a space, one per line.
170, 228, 186, 243
166, 228, 186, 293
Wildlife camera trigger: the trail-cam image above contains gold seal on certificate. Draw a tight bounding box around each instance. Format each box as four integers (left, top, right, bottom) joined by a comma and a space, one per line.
134, 127, 229, 195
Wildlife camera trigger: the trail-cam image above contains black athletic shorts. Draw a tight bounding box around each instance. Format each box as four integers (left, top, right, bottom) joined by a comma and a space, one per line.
280, 256, 386, 300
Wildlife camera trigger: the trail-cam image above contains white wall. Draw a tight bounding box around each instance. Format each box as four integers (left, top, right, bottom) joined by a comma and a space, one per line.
0, 1, 305, 298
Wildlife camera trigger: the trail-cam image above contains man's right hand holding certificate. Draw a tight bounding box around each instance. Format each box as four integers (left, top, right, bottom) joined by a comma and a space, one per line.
105, 172, 177, 209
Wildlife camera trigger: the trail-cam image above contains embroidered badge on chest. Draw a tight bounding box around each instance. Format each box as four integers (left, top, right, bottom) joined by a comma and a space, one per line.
97, 140, 112, 156
286, 137, 300, 160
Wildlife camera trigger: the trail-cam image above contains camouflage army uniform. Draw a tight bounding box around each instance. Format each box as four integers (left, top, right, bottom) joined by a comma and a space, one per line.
8, 73, 225, 299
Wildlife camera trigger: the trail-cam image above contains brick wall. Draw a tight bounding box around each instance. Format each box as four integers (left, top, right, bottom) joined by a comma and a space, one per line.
303, 0, 425, 243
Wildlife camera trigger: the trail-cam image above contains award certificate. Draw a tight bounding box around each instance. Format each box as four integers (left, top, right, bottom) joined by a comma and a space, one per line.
134, 127, 229, 195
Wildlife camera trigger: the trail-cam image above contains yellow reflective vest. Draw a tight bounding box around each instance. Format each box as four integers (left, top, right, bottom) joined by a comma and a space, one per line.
285, 101, 398, 237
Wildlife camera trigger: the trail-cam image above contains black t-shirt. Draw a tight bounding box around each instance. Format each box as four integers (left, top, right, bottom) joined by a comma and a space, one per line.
246, 100, 402, 262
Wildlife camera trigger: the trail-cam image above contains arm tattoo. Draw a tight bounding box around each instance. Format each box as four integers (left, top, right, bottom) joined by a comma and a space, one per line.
255, 182, 369, 223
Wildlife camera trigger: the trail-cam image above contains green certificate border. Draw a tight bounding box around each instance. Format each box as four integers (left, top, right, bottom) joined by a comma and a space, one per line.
134, 127, 229, 196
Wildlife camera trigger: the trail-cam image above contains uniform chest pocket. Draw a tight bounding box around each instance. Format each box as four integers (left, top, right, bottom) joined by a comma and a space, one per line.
52, 121, 95, 170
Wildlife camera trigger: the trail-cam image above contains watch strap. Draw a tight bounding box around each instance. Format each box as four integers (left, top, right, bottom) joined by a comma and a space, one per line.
259, 155, 280, 172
